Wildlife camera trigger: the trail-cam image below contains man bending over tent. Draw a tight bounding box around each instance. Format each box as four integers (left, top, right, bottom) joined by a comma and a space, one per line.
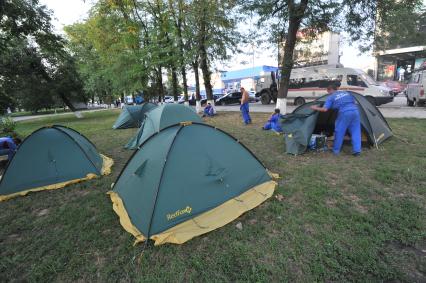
263, 109, 283, 132
310, 84, 361, 156
0, 136, 21, 161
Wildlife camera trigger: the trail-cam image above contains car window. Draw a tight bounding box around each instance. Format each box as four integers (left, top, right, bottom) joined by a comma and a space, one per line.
347, 75, 368, 88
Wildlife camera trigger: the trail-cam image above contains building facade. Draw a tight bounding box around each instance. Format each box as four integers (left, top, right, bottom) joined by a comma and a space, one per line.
220, 65, 279, 92
375, 46, 426, 81
278, 31, 341, 68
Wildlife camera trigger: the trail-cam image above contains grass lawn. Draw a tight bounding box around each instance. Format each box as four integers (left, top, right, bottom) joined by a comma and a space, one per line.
0, 110, 425, 282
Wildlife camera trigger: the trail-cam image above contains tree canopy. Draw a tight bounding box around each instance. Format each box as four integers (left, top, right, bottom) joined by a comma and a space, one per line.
0, 0, 86, 113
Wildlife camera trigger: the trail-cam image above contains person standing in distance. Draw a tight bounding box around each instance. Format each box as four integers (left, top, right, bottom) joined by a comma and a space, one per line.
240, 87, 252, 124
310, 84, 361, 156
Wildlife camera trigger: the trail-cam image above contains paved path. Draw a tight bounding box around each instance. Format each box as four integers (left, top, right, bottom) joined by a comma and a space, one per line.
215, 95, 426, 119
12, 108, 117, 122
11, 95, 426, 122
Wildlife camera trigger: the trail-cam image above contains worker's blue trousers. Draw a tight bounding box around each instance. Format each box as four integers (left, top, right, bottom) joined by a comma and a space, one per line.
240, 103, 251, 124
333, 110, 361, 155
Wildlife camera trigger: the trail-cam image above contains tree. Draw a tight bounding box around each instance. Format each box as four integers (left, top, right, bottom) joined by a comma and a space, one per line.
245, 0, 425, 112
189, 0, 240, 102
0, 0, 86, 113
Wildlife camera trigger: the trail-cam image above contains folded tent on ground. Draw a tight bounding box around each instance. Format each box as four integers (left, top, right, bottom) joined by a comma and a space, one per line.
125, 103, 203, 150
281, 91, 393, 155
112, 103, 157, 129
109, 122, 277, 246
0, 125, 113, 201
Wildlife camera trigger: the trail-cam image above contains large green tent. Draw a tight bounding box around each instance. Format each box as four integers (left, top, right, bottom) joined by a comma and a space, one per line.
281, 91, 392, 155
109, 122, 277, 245
112, 103, 157, 129
0, 125, 113, 201
125, 104, 203, 150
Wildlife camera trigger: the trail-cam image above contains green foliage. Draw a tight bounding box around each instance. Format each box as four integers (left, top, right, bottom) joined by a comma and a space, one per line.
0, 116, 16, 134
64, 0, 241, 102
376, 5, 426, 50
0, 0, 87, 112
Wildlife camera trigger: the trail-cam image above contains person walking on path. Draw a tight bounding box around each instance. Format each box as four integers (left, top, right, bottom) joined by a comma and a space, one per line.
310, 84, 361, 156
240, 87, 252, 124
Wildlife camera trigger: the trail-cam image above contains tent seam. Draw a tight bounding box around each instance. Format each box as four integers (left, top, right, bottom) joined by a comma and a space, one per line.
53, 126, 102, 175
145, 125, 185, 239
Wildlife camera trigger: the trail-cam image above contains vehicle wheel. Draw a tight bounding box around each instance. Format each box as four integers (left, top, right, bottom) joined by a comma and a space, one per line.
413, 99, 418, 107
407, 98, 414, 106
365, 96, 377, 106
220, 101, 226, 106
260, 91, 271, 105
294, 97, 306, 106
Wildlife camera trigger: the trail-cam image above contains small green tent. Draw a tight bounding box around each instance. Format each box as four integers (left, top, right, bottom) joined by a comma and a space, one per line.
112, 103, 157, 129
281, 91, 392, 155
0, 125, 113, 201
125, 104, 203, 150
109, 122, 277, 245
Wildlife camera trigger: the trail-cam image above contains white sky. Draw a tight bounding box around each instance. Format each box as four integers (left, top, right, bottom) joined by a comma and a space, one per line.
40, 0, 375, 71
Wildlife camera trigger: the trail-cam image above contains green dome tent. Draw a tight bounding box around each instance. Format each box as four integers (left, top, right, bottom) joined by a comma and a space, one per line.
281, 91, 393, 155
125, 104, 203, 150
109, 122, 277, 246
0, 125, 113, 202
112, 103, 157, 129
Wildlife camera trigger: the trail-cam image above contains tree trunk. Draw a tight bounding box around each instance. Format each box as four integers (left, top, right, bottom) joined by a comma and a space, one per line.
192, 61, 201, 101
156, 66, 164, 103
59, 93, 77, 112
192, 61, 202, 113
181, 66, 189, 102
199, 44, 213, 101
276, 0, 308, 113
171, 67, 179, 102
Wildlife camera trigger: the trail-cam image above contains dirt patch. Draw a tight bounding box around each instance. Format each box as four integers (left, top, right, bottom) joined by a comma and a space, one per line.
385, 241, 426, 282
344, 194, 368, 214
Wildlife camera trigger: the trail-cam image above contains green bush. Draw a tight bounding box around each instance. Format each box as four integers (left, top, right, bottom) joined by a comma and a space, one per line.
0, 116, 17, 135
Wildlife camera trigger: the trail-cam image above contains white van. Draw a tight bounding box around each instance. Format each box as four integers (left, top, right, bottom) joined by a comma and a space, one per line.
256, 66, 394, 106
406, 68, 426, 106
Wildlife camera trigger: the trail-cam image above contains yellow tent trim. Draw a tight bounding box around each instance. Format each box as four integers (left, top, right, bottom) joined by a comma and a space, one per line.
107, 191, 146, 244
0, 154, 113, 202
108, 179, 277, 246
100, 154, 114, 176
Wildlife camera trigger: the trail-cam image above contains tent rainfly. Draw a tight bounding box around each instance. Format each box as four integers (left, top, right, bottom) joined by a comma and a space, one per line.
281, 91, 393, 155
109, 122, 277, 246
112, 103, 157, 129
125, 104, 203, 150
0, 125, 113, 201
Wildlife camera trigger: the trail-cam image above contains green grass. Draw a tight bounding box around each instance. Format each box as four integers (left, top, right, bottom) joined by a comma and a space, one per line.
0, 110, 425, 282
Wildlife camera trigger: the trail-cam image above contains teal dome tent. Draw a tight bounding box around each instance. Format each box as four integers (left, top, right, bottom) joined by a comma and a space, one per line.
125, 104, 203, 150
109, 122, 277, 245
281, 91, 393, 155
0, 125, 113, 201
112, 103, 157, 129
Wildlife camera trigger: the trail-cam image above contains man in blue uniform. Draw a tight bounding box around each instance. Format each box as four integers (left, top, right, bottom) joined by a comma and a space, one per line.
263, 109, 283, 132
240, 87, 252, 124
0, 136, 21, 161
202, 103, 215, 117
310, 84, 361, 155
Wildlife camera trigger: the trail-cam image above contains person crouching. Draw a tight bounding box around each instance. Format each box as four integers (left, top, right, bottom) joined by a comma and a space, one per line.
202, 103, 215, 117
263, 109, 283, 132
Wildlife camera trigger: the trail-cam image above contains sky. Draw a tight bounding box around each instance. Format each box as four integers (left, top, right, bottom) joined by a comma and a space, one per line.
40, 0, 375, 72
